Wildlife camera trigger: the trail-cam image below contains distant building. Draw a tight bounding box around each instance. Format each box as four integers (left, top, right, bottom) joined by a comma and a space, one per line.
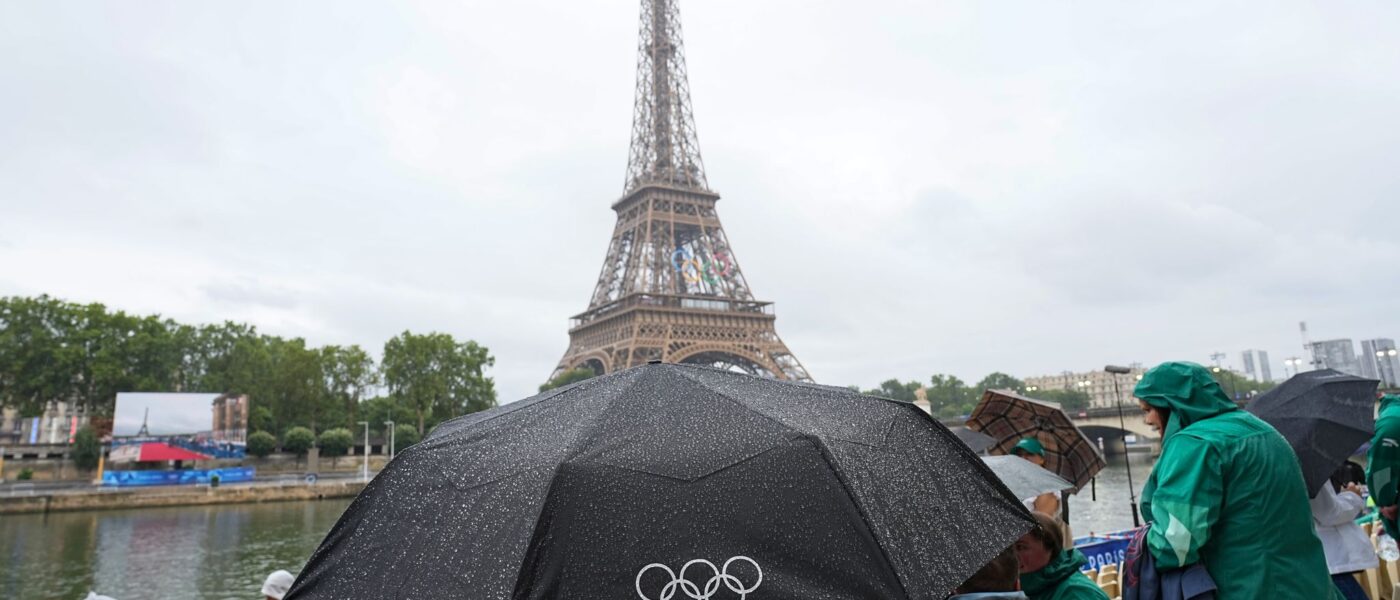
210, 393, 248, 444
1360, 339, 1400, 387
1309, 339, 1361, 376
1023, 366, 1149, 410
1241, 349, 1273, 383
0, 401, 90, 446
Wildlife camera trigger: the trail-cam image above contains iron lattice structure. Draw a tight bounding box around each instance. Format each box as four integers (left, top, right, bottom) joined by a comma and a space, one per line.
551, 0, 811, 383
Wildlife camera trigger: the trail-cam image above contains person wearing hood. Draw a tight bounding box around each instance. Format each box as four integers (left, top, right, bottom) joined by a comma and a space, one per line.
1134, 361, 1336, 599
1367, 393, 1400, 539
1015, 511, 1106, 600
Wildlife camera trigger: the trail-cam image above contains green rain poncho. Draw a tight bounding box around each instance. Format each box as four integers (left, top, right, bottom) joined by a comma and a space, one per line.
1367, 394, 1400, 538
1135, 362, 1335, 600
1020, 548, 1106, 600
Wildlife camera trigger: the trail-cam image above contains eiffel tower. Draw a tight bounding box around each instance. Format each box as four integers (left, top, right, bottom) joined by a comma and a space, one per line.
550, 0, 811, 383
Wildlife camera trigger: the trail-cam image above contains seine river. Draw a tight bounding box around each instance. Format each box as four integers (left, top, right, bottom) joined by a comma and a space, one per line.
1, 498, 353, 600
0, 455, 1154, 599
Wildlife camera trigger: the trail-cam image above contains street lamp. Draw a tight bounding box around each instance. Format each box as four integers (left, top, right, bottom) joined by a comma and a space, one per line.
357, 421, 369, 483
1284, 357, 1303, 377
384, 420, 396, 461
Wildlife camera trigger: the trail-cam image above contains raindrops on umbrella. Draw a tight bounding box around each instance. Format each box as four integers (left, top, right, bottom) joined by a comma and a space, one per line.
286, 363, 1035, 600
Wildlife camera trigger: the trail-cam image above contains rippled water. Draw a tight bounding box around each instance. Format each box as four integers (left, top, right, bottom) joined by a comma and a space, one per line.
0, 498, 352, 600
1068, 452, 1156, 536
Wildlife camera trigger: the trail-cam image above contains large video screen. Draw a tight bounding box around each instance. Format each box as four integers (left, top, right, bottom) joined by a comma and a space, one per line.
110, 392, 248, 463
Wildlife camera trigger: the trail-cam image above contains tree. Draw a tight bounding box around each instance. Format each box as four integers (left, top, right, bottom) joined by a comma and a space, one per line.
282, 426, 315, 456
394, 423, 421, 450
246, 431, 277, 458
267, 338, 330, 434
322, 345, 379, 429
1037, 389, 1091, 412
862, 379, 920, 403
926, 374, 975, 418
1209, 368, 1275, 402
72, 426, 101, 471
539, 368, 597, 392
974, 372, 1025, 394
317, 427, 355, 465
381, 331, 497, 436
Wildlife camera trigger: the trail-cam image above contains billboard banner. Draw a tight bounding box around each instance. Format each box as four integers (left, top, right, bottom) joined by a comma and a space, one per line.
111, 392, 249, 462
101, 466, 255, 487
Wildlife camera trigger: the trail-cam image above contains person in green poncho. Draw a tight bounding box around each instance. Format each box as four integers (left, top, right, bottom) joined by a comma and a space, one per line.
1015, 511, 1106, 600
1134, 361, 1336, 599
1367, 393, 1400, 539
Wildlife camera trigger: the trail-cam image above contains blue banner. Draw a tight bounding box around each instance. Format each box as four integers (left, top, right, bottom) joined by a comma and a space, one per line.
1075, 533, 1132, 571
101, 466, 256, 487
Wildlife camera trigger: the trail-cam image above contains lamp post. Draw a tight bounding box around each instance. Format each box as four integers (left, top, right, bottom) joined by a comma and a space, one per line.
384, 420, 396, 461
1378, 349, 1399, 387
357, 421, 369, 483
1211, 366, 1238, 402
1105, 365, 1141, 527
1284, 357, 1303, 378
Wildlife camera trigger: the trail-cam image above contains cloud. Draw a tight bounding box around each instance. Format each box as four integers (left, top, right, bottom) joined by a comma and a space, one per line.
2, 0, 1399, 402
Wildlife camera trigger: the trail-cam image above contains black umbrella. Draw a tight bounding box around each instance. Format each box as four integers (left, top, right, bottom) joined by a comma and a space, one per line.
1246, 369, 1379, 496
288, 363, 1033, 599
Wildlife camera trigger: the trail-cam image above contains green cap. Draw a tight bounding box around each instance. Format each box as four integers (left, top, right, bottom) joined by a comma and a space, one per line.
1013, 437, 1045, 457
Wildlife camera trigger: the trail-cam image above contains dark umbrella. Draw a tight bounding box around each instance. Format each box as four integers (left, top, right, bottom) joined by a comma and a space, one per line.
965, 389, 1107, 492
982, 455, 1075, 501
951, 426, 996, 454
1246, 369, 1379, 496
287, 363, 1034, 600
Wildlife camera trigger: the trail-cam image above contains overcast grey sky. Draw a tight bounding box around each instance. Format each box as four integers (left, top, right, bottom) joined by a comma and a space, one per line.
3, 1, 1398, 402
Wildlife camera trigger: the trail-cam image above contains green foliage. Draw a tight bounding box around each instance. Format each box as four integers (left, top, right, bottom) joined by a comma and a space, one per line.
382, 331, 497, 436
393, 423, 420, 449
17, 468, 33, 480
975, 372, 1025, 394
539, 368, 597, 392
282, 426, 315, 456
317, 427, 355, 457
249, 406, 274, 434
862, 379, 921, 403
322, 345, 378, 429
927, 374, 976, 418
72, 426, 101, 471
1035, 389, 1092, 412
1209, 368, 1275, 401
0, 295, 499, 444
246, 431, 277, 458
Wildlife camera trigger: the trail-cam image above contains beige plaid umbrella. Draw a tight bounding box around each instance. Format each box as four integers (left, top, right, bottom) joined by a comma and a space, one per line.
965, 389, 1106, 492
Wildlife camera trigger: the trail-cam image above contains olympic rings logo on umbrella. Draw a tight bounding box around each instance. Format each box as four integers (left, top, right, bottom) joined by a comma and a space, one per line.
635, 556, 763, 600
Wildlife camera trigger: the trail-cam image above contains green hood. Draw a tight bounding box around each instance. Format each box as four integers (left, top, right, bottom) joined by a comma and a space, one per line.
1021, 548, 1088, 596
1381, 394, 1400, 414
1133, 361, 1237, 441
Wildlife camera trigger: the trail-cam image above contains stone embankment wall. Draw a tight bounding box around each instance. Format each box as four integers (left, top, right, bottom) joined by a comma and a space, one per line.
0, 480, 367, 515
1, 452, 392, 482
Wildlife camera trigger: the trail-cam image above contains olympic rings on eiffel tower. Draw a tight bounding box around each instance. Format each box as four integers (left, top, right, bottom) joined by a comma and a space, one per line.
671, 246, 735, 285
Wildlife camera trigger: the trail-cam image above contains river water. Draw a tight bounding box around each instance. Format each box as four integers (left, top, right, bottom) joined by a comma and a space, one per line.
1067, 452, 1156, 536
1, 455, 1155, 600
0, 498, 353, 600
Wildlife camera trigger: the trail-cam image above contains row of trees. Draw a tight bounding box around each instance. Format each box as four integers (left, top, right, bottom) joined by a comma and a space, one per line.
855, 372, 1092, 419
0, 295, 497, 441
857, 368, 1275, 419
